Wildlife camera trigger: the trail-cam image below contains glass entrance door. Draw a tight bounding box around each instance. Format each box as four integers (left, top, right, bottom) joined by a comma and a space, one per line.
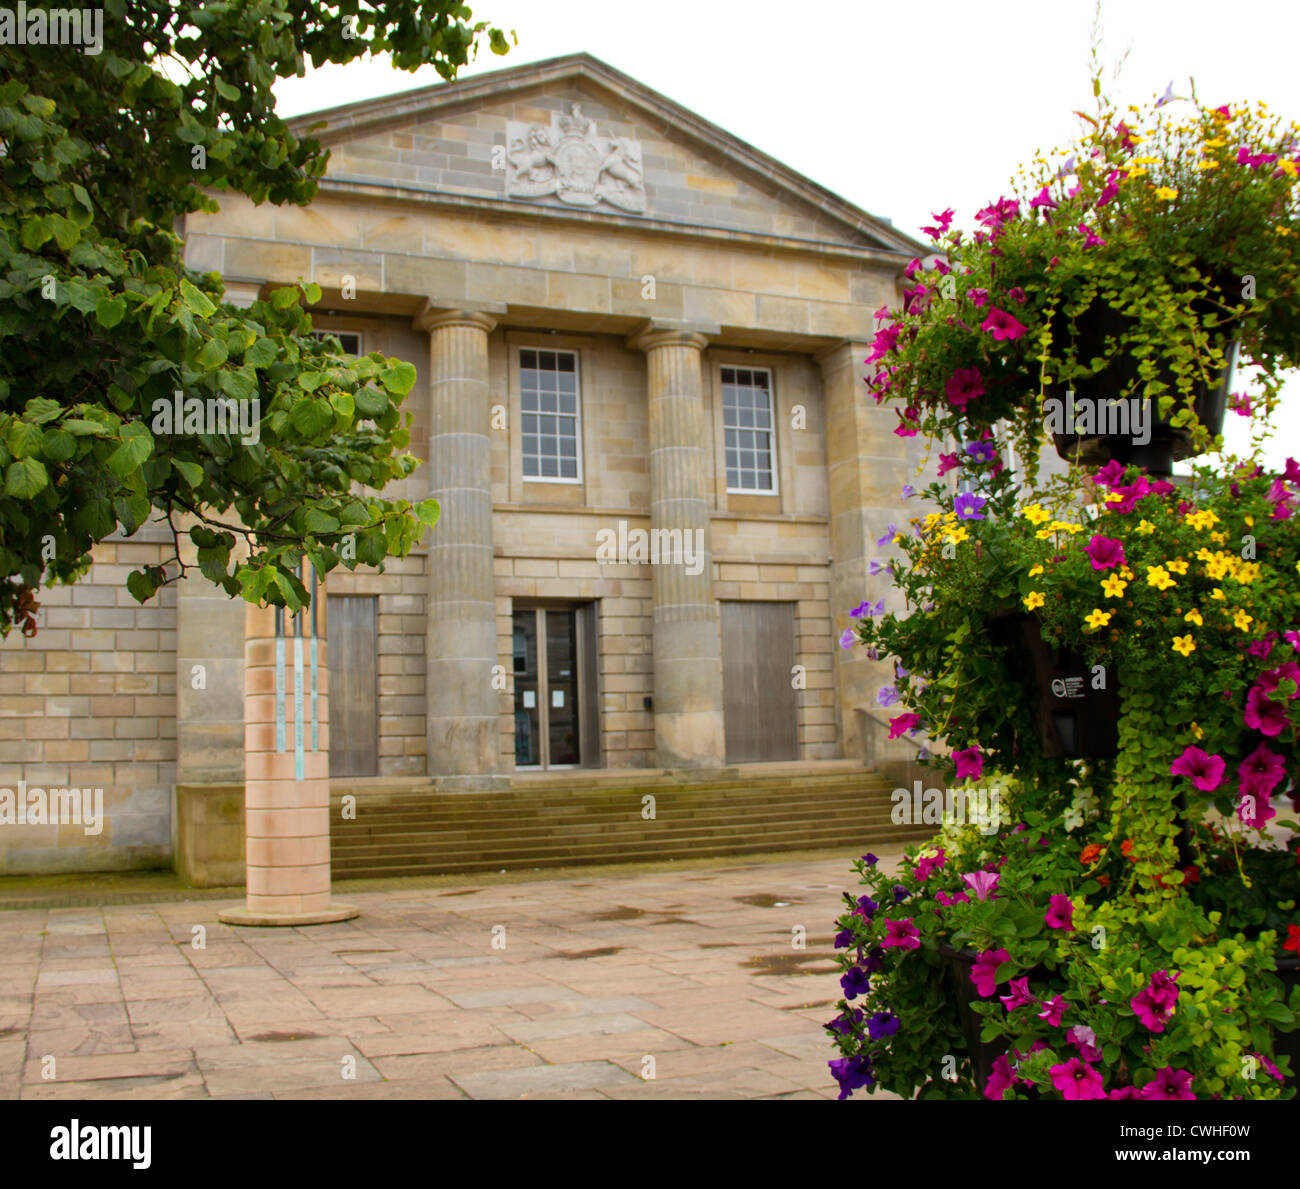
513, 607, 587, 768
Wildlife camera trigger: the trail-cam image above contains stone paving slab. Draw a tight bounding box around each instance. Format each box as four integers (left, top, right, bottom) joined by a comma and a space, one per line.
0, 847, 906, 1099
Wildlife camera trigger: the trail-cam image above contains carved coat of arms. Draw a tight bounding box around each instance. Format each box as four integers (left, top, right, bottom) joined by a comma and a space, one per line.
505, 104, 647, 214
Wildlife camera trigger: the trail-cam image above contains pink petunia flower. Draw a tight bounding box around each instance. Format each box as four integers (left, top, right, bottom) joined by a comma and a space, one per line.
1051, 1058, 1106, 1100
1170, 745, 1226, 792
1045, 894, 1074, 930
952, 745, 984, 780
881, 917, 920, 949
936, 451, 962, 478
888, 713, 922, 739
967, 288, 990, 308
980, 307, 1028, 341
1084, 534, 1126, 571
970, 948, 1011, 997
985, 1053, 1017, 1100
1141, 1067, 1195, 1100
1037, 995, 1067, 1027
945, 367, 985, 410
962, 870, 1000, 901
1244, 686, 1288, 737
1077, 223, 1106, 249
999, 977, 1033, 1012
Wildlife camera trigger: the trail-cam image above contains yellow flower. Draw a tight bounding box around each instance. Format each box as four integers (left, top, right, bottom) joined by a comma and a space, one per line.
1172, 635, 1196, 657
1245, 515, 1254, 527
1211, 588, 1226, 601
1028, 564, 1044, 578
1024, 591, 1046, 611
1085, 609, 1113, 631
1136, 519, 1156, 535
1210, 531, 1227, 545
1204, 137, 1227, 148
1191, 722, 1204, 740
1046, 520, 1083, 535
1101, 575, 1128, 598
1196, 159, 1221, 170
1280, 159, 1298, 178
944, 527, 970, 546
1184, 609, 1204, 626
1104, 492, 1125, 504
1235, 561, 1260, 585
1166, 558, 1189, 575
1184, 509, 1219, 531
1125, 166, 1149, 180
1146, 565, 1177, 591
1119, 565, 1134, 580
1022, 505, 1052, 526
1233, 609, 1253, 632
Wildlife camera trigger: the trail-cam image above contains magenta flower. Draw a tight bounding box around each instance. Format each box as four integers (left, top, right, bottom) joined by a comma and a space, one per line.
1030, 185, 1058, 210
914, 848, 946, 881
888, 713, 922, 740
1036, 995, 1067, 1027
1077, 223, 1106, 249
936, 451, 961, 478
1006, 286, 1027, 304
1239, 741, 1285, 798
1131, 971, 1179, 1032
1170, 745, 1226, 792
970, 948, 1011, 997
1083, 534, 1126, 571
921, 208, 955, 239
945, 367, 985, 409
1244, 685, 1288, 737
952, 745, 984, 781
967, 287, 990, 308
962, 870, 1001, 901
1108, 1086, 1139, 1100
1044, 894, 1074, 931
984, 1053, 1017, 1100
999, 977, 1033, 1012
935, 890, 970, 906
1066, 1024, 1102, 1062
980, 307, 1028, 341
1141, 1067, 1195, 1101
1093, 459, 1128, 488
1228, 390, 1253, 417
881, 917, 920, 949
1050, 1058, 1106, 1100
1284, 457, 1300, 485
1237, 790, 1276, 830
1259, 661, 1300, 699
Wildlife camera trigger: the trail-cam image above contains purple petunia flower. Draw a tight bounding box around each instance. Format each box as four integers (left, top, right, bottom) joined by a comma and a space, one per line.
876, 685, 901, 708
867, 1011, 900, 1040
964, 439, 996, 463
839, 628, 856, 650
828, 1054, 875, 1100
881, 918, 920, 949
954, 492, 988, 520
840, 966, 871, 1000
876, 524, 898, 547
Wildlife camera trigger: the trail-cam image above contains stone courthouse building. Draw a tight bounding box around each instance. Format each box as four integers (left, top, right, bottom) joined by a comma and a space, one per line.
0, 54, 931, 879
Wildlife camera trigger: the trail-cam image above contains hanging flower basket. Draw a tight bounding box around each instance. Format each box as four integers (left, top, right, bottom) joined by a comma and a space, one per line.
1045, 301, 1236, 475
990, 610, 1121, 759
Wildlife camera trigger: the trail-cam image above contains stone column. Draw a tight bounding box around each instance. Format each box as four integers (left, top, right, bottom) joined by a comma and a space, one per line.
630, 328, 726, 769
819, 340, 912, 761
218, 597, 356, 926
416, 308, 500, 776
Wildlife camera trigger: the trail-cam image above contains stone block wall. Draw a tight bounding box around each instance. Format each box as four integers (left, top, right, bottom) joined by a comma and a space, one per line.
0, 526, 177, 874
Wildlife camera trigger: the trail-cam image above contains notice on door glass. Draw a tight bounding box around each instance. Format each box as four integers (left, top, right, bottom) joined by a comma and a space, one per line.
523, 690, 536, 708
552, 689, 565, 708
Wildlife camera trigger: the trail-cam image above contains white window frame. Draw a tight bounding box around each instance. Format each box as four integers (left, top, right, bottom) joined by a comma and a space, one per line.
519, 346, 584, 486
721, 365, 779, 496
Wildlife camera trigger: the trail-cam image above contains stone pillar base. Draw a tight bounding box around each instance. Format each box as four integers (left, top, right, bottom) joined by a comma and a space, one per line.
218, 902, 358, 928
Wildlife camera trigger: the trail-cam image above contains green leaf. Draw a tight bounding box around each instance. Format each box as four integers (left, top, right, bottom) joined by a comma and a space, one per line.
20, 216, 52, 251
172, 458, 203, 486
379, 361, 417, 396
5, 457, 48, 498
196, 337, 229, 369
179, 278, 217, 318
107, 423, 154, 478
303, 508, 340, 534
95, 296, 126, 328
23, 398, 63, 425
353, 386, 389, 417
6, 421, 43, 459
289, 398, 334, 437
214, 77, 241, 101
415, 499, 440, 527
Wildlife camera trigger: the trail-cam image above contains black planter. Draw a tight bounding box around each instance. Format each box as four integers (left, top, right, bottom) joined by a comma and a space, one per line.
1275, 954, 1300, 1084
1045, 303, 1236, 476
989, 611, 1121, 759
938, 943, 1009, 1092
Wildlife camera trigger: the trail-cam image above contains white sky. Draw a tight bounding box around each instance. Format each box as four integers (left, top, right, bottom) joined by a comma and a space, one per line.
271, 0, 1300, 470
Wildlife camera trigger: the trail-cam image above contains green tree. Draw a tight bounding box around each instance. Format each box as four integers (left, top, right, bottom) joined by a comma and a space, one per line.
0, 1, 512, 634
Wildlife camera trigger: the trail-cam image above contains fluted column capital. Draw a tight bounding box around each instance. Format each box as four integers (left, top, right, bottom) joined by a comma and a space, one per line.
628, 325, 710, 355
413, 304, 498, 336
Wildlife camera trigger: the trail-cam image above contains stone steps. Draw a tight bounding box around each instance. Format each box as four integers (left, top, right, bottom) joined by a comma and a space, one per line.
327, 769, 927, 879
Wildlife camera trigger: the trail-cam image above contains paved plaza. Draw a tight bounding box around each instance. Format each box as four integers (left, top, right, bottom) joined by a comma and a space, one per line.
0, 849, 904, 1100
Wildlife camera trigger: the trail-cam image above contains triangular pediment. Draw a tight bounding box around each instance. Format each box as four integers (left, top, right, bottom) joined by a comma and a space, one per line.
288, 54, 921, 254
